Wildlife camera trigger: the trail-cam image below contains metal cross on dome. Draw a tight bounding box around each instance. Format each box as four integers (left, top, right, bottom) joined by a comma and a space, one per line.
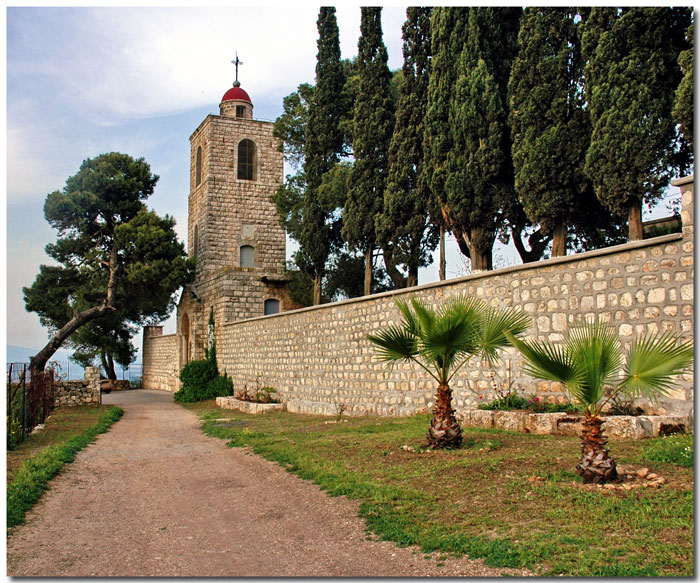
231, 52, 243, 84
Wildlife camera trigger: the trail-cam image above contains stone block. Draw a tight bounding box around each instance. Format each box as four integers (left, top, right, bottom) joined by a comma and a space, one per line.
494, 410, 527, 432
603, 416, 647, 439
555, 415, 583, 437
525, 412, 567, 435
467, 409, 494, 428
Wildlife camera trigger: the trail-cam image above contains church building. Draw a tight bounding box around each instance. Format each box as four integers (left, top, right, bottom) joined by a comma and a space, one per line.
157, 68, 291, 373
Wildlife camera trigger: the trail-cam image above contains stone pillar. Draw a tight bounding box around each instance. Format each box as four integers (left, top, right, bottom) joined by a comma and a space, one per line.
85, 366, 101, 403
672, 174, 694, 239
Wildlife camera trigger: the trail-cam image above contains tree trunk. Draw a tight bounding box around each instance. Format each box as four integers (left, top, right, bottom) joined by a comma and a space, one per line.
29, 244, 120, 381
439, 225, 446, 281
363, 247, 373, 296
101, 351, 117, 380
512, 224, 551, 263
628, 199, 643, 241
551, 219, 567, 257
313, 272, 323, 306
381, 245, 407, 289
577, 413, 618, 484
468, 228, 493, 272
406, 266, 418, 288
426, 383, 462, 449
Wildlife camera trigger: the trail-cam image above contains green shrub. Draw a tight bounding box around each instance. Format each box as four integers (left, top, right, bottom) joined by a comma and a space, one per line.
478, 392, 579, 414
206, 374, 234, 399
641, 432, 693, 468
174, 359, 218, 403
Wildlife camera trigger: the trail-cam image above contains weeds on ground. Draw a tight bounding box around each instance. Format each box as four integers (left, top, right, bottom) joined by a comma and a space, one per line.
181, 401, 693, 577
640, 432, 693, 468
7, 407, 123, 531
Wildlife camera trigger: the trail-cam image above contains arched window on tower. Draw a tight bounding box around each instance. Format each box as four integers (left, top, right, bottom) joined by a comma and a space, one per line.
195, 146, 202, 186
240, 245, 255, 267
237, 139, 255, 181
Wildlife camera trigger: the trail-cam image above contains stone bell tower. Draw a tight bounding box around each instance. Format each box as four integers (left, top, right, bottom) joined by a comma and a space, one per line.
175, 59, 289, 367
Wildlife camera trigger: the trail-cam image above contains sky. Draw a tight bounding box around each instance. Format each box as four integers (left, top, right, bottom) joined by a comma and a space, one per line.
4, 4, 685, 367
4, 5, 423, 361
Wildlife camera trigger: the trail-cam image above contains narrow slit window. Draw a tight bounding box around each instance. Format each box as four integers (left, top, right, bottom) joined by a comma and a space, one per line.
195, 146, 202, 186
240, 245, 255, 267
193, 225, 199, 258
238, 139, 255, 180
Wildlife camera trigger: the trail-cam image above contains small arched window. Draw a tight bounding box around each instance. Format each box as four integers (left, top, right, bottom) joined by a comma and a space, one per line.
264, 299, 280, 315
195, 146, 202, 186
193, 225, 199, 258
240, 245, 255, 267
238, 139, 255, 181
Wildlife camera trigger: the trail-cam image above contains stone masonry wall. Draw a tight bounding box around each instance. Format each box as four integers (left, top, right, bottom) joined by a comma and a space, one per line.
54, 367, 101, 407
213, 179, 693, 418
141, 330, 179, 392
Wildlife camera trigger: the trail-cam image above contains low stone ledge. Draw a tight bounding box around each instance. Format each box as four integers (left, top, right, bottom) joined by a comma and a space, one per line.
460, 409, 691, 439
100, 380, 130, 392
216, 396, 285, 414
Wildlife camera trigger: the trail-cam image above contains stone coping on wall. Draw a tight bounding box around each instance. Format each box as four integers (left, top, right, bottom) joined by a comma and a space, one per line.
458, 409, 691, 439
225, 232, 684, 328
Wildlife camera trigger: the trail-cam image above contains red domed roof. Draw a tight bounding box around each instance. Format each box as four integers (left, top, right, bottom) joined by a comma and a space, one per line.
221, 85, 251, 104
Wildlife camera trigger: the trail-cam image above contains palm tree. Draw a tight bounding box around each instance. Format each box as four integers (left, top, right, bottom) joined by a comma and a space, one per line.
367, 295, 530, 449
506, 320, 693, 483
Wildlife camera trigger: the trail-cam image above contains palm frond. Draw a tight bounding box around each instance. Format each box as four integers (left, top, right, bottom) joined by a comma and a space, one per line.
410, 297, 436, 336
566, 320, 623, 407
621, 333, 694, 399
505, 331, 583, 390
394, 297, 420, 336
419, 315, 478, 380
367, 325, 418, 362
478, 308, 531, 366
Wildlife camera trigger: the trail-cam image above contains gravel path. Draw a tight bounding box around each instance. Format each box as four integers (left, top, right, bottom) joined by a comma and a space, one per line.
7, 394, 530, 577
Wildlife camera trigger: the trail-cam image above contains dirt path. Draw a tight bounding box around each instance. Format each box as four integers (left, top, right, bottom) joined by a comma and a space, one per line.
7, 396, 529, 577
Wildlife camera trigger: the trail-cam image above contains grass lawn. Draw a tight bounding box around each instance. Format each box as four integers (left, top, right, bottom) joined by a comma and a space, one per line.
183, 401, 693, 577
7, 405, 123, 530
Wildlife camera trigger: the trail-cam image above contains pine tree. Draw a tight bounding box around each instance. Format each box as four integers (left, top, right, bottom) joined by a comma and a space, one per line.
439, 7, 521, 271
509, 8, 590, 257
581, 7, 692, 240
301, 7, 347, 304
343, 7, 395, 295
377, 7, 437, 288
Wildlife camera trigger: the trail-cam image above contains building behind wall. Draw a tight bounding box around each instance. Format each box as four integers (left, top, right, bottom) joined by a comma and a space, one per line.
142, 75, 291, 391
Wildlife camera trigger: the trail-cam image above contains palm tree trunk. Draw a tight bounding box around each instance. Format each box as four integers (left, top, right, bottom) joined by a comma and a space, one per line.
577, 413, 618, 484
426, 383, 462, 449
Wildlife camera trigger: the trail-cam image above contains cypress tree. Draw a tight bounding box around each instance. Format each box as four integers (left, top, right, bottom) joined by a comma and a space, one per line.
301, 7, 347, 304
442, 7, 521, 271
673, 21, 694, 151
423, 8, 471, 259
581, 7, 692, 240
377, 7, 436, 288
508, 8, 590, 258
343, 7, 395, 295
